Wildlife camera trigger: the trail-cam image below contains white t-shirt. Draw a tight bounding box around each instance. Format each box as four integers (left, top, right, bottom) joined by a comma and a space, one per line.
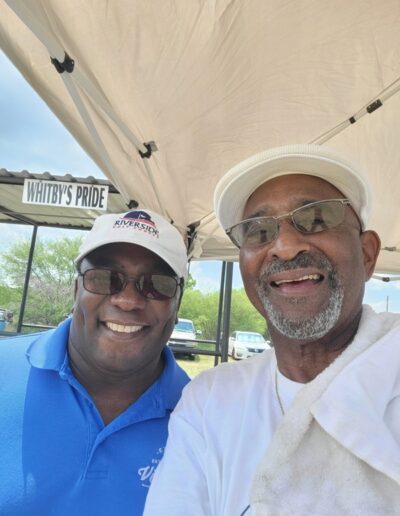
144, 349, 304, 516
145, 306, 400, 515
276, 366, 305, 414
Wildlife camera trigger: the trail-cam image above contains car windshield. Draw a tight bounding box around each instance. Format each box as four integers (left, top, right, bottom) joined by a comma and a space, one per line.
237, 333, 265, 343
175, 321, 194, 332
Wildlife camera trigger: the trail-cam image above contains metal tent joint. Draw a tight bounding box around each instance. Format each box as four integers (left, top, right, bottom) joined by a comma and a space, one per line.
127, 199, 139, 209
187, 221, 200, 255
139, 141, 157, 159
366, 99, 382, 114
51, 52, 75, 74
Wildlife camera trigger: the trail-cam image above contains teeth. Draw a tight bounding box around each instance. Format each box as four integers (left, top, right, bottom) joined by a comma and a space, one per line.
274, 274, 321, 285
106, 322, 143, 333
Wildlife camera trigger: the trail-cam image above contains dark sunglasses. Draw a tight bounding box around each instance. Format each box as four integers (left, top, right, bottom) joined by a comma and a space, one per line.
227, 199, 352, 249
78, 268, 182, 300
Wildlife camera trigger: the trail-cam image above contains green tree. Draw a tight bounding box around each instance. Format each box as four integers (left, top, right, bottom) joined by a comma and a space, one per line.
0, 283, 20, 306
178, 286, 268, 341
185, 273, 196, 290
230, 289, 268, 337
179, 289, 220, 339
0, 236, 83, 328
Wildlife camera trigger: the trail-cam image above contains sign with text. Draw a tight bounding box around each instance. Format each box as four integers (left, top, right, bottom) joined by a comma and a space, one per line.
22, 179, 109, 210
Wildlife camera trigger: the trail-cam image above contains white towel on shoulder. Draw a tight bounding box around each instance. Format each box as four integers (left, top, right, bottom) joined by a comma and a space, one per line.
250, 306, 400, 515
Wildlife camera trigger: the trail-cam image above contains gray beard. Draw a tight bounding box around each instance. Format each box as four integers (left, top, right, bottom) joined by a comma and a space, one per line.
256, 253, 344, 340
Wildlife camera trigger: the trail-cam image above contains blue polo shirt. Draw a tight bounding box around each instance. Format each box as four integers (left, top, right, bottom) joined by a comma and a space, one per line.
0, 319, 190, 516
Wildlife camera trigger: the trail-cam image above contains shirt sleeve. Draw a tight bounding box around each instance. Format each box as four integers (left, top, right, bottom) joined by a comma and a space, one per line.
143, 378, 212, 516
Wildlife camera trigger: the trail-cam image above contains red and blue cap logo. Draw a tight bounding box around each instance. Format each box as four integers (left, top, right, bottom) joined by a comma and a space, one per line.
113, 210, 159, 237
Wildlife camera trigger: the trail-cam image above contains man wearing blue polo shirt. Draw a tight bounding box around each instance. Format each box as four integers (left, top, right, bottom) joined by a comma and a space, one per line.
0, 209, 190, 515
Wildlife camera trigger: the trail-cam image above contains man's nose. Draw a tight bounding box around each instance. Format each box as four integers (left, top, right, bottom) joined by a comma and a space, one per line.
109, 279, 147, 310
268, 219, 311, 261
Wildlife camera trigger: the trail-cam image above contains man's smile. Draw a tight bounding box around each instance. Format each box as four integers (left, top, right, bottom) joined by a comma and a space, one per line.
266, 267, 325, 296
271, 272, 324, 287
103, 321, 147, 335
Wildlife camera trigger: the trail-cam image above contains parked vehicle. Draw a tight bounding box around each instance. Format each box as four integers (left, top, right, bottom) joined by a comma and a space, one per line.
168, 318, 198, 359
228, 331, 271, 360
0, 309, 13, 333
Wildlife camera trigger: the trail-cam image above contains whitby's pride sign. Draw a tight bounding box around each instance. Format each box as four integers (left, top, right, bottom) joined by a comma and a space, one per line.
22, 179, 108, 210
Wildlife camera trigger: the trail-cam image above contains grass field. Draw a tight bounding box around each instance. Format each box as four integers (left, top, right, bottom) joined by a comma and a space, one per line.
176, 353, 234, 378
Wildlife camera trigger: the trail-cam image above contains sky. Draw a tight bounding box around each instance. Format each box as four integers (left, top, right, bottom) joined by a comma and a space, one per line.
1, 49, 400, 311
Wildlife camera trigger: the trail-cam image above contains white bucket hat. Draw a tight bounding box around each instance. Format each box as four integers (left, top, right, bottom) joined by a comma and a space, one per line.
75, 209, 188, 280
214, 144, 371, 231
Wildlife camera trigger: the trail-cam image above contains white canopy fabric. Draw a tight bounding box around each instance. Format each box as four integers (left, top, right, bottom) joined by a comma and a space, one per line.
1, 0, 400, 271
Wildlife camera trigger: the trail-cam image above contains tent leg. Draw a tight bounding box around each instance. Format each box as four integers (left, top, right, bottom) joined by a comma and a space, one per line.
214, 261, 226, 366
17, 225, 38, 333
220, 261, 233, 363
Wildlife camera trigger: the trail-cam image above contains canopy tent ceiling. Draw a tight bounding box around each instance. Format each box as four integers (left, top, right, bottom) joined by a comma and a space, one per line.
1, 0, 400, 271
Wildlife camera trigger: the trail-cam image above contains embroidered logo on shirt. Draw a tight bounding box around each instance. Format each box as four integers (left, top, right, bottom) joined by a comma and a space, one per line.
137, 447, 164, 488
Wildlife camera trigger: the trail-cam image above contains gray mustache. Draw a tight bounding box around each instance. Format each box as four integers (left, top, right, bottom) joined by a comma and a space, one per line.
260, 252, 334, 280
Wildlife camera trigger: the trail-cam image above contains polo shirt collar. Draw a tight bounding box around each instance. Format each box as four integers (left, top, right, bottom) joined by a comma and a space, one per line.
26, 317, 71, 371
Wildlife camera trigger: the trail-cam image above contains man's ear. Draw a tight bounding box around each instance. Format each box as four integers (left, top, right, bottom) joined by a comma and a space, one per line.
360, 230, 381, 280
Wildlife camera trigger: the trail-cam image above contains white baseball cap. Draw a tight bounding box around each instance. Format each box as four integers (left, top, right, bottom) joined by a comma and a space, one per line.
214, 144, 371, 231
75, 209, 188, 280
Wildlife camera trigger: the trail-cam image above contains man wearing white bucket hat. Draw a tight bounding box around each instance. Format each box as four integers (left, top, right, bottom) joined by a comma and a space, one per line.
0, 209, 189, 516
145, 145, 400, 515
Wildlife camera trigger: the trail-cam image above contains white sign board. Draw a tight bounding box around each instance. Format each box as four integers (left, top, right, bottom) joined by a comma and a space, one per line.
22, 179, 109, 210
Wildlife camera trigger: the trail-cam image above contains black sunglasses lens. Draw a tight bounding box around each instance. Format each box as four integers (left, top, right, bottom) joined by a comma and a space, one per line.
108, 270, 125, 294
83, 269, 178, 299
83, 269, 124, 294
139, 274, 177, 300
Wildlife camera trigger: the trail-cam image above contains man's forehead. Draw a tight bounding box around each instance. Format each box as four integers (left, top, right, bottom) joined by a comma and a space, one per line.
244, 173, 345, 216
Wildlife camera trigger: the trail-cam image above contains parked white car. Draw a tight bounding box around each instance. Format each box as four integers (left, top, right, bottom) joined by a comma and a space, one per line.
168, 318, 198, 359
228, 331, 271, 360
